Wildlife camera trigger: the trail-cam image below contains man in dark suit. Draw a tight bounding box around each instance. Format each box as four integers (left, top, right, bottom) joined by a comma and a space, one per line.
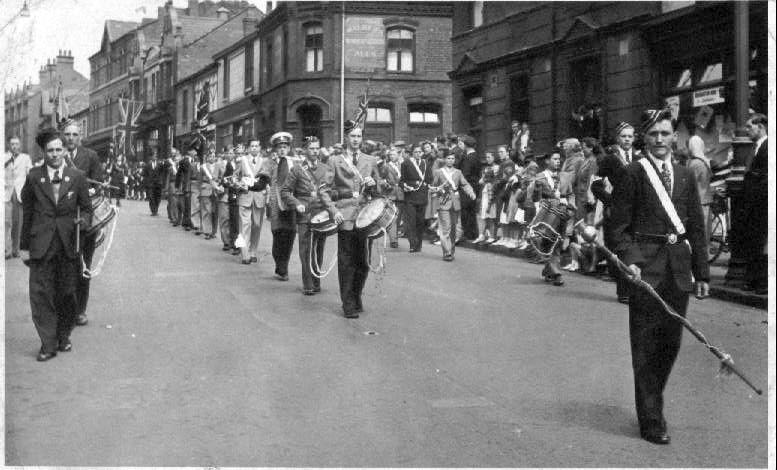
328, 120, 384, 318
742, 113, 767, 295
591, 122, 641, 303
175, 146, 195, 230
162, 148, 179, 224
143, 151, 164, 216
21, 129, 92, 361
456, 135, 481, 241
400, 144, 433, 252
610, 109, 709, 445
61, 122, 103, 327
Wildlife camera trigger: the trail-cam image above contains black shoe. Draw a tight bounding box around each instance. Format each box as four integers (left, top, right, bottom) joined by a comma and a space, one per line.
443, 254, 453, 262
303, 289, 316, 296
222, 245, 231, 251
231, 248, 241, 256
241, 259, 251, 265
390, 242, 398, 248
250, 256, 258, 263
172, 223, 179, 227
75, 314, 88, 326
552, 277, 565, 286
194, 231, 202, 235
343, 307, 359, 319
409, 248, 420, 253
57, 339, 72, 352
184, 227, 192, 231
274, 273, 289, 281
313, 285, 321, 293
37, 349, 57, 362
641, 430, 670, 445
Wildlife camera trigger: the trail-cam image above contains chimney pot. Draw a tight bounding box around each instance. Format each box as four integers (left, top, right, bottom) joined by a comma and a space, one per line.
266, 1, 273, 12
217, 6, 229, 20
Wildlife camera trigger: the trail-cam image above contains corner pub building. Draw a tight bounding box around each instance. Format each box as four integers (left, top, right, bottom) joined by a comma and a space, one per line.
186, 1, 454, 151
449, 1, 768, 162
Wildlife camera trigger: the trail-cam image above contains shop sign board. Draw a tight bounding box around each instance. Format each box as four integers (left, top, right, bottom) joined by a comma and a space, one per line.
692, 86, 725, 107
344, 16, 385, 73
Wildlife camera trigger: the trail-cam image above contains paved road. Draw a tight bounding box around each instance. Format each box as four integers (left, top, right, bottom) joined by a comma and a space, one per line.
3, 200, 770, 467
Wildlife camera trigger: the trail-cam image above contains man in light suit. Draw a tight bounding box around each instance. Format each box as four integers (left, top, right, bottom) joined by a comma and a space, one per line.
380, 147, 402, 248
328, 120, 384, 318
163, 148, 179, 225
5, 136, 33, 259
20, 129, 92, 361
237, 140, 267, 264
610, 109, 709, 445
198, 150, 217, 239
61, 121, 103, 327
431, 152, 476, 261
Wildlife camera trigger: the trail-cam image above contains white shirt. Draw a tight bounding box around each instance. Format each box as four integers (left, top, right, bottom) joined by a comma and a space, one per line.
648, 152, 673, 195
619, 146, 634, 164
520, 132, 529, 151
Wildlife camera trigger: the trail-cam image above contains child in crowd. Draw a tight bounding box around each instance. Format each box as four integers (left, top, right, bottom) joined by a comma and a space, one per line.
475, 151, 500, 244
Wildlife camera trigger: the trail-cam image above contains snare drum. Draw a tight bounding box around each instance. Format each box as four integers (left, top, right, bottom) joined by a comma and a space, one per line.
528, 199, 572, 256
355, 198, 397, 239
309, 210, 339, 237
87, 195, 117, 237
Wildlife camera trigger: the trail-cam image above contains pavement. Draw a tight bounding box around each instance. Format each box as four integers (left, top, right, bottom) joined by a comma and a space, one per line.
3, 200, 771, 467
458, 240, 768, 310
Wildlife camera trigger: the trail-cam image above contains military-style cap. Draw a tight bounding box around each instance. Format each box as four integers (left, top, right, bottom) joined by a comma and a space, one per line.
640, 108, 673, 134
270, 131, 293, 147
343, 119, 359, 134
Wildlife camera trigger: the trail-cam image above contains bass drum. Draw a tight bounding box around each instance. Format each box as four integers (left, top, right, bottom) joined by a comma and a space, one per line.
355, 197, 397, 239
309, 210, 339, 237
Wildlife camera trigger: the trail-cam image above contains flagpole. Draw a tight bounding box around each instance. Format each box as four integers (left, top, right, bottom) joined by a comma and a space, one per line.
340, 1, 345, 144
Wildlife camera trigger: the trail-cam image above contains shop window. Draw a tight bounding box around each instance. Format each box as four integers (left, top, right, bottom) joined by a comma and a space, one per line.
305, 23, 323, 72
386, 28, 414, 72
408, 103, 440, 124
472, 1, 484, 28
228, 51, 245, 102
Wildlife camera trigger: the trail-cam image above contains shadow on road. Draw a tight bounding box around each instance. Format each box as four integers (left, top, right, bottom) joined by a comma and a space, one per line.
549, 400, 638, 439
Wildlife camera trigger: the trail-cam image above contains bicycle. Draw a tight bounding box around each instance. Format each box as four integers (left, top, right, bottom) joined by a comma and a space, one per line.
708, 190, 729, 264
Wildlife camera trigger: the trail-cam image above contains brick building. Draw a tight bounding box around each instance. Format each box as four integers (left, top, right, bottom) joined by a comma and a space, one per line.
4, 50, 89, 161
176, 1, 454, 151
449, 1, 768, 161
85, 0, 254, 160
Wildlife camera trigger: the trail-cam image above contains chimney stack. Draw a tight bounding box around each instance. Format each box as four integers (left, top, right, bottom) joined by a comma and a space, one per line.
216, 7, 229, 20
266, 1, 273, 12
243, 17, 258, 35
188, 0, 199, 17
56, 49, 75, 72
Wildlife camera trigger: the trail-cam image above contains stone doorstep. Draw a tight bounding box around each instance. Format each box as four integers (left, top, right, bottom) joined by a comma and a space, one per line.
455, 239, 767, 310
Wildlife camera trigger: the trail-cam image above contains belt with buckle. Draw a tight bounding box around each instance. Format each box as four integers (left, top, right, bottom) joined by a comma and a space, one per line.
634, 232, 686, 244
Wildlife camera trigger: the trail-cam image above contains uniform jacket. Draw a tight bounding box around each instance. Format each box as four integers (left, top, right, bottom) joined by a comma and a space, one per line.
67, 145, 102, 182
534, 169, 561, 200
380, 160, 403, 201
399, 157, 433, 205
238, 154, 267, 208
4, 151, 32, 201
199, 162, 217, 197
431, 167, 473, 211
175, 157, 193, 193
591, 145, 641, 206
609, 155, 709, 291
328, 151, 384, 230
260, 155, 296, 230
20, 165, 92, 260
162, 158, 177, 190
280, 159, 335, 224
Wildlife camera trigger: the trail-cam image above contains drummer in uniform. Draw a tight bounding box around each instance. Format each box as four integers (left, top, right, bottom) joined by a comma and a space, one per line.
328, 120, 384, 318
431, 152, 476, 261
281, 136, 336, 295
61, 121, 103, 327
533, 151, 568, 286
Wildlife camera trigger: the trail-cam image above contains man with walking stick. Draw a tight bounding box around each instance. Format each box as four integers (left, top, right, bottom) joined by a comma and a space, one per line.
609, 109, 709, 445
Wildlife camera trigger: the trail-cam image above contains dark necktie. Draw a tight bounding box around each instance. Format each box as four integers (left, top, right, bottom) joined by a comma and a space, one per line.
52, 169, 62, 184
661, 163, 672, 195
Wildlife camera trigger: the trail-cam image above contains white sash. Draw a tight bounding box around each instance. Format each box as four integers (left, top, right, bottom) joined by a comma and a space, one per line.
202, 162, 214, 182
342, 153, 363, 198
441, 167, 457, 189
410, 158, 425, 180
638, 158, 685, 235
544, 170, 556, 190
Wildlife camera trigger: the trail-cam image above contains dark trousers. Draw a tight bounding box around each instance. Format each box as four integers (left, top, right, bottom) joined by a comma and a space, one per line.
541, 242, 563, 279
166, 188, 178, 222
404, 202, 427, 250
337, 229, 370, 312
460, 193, 478, 240
148, 185, 162, 215
604, 219, 630, 298
629, 271, 688, 434
228, 202, 240, 247
179, 191, 193, 227
29, 234, 80, 353
271, 228, 296, 276
298, 223, 325, 291
75, 233, 96, 317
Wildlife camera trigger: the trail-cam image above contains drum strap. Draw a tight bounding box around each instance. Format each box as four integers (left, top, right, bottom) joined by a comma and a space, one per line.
638, 158, 685, 235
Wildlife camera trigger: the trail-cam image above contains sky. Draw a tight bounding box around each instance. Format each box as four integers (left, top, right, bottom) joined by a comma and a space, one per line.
1, 0, 268, 91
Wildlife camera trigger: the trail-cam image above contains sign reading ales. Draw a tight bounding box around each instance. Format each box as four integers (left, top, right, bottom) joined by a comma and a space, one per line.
344, 16, 385, 73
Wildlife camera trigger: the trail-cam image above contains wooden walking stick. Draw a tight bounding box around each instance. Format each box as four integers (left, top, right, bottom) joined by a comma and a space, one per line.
578, 224, 762, 395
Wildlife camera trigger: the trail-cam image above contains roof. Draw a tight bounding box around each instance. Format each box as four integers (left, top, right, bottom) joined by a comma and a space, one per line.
105, 20, 139, 42
176, 7, 262, 82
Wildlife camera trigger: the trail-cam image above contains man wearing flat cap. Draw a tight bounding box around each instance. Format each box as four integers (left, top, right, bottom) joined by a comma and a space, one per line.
610, 108, 709, 445
328, 120, 384, 318
20, 128, 92, 361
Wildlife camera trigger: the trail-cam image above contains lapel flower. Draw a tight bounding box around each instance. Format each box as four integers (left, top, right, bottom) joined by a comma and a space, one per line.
64, 175, 70, 182
67, 191, 74, 199
40, 177, 46, 183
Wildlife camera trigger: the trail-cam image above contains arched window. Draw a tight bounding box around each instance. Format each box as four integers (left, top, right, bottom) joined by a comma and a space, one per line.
305, 23, 323, 72
386, 28, 414, 72
297, 104, 323, 142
